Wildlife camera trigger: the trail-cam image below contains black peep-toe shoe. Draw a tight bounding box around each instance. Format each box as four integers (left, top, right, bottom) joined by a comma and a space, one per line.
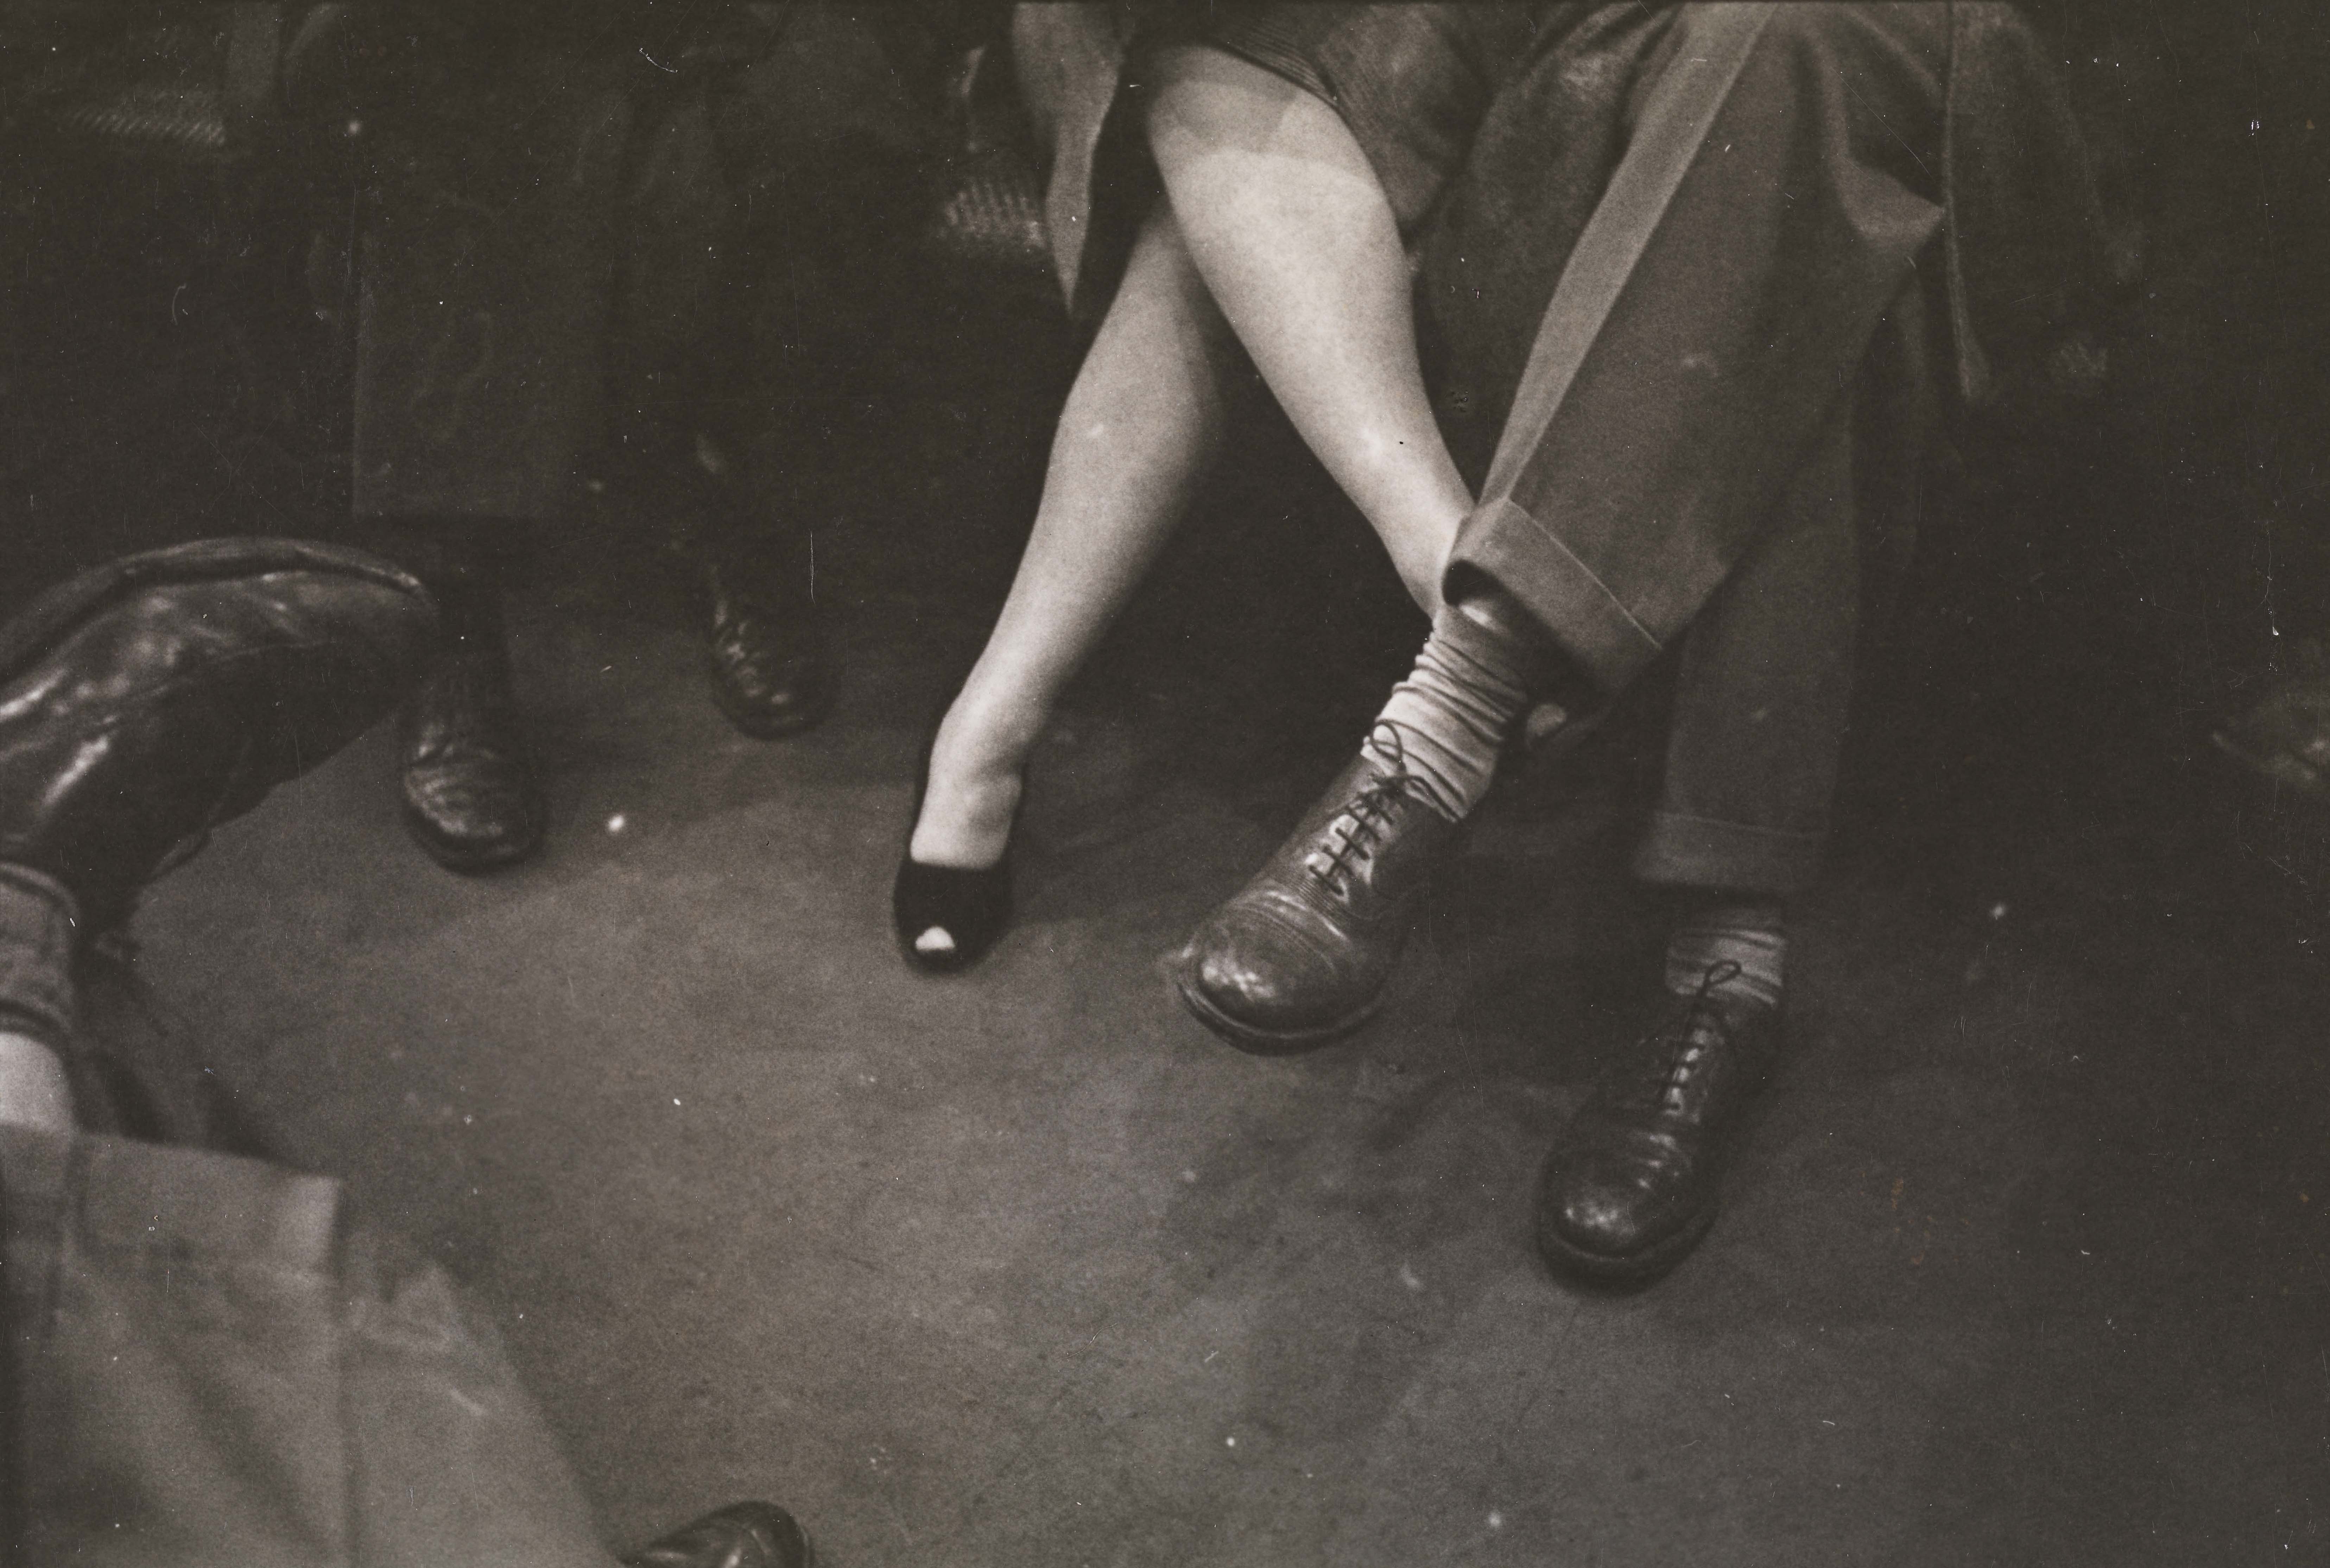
892, 728, 1019, 974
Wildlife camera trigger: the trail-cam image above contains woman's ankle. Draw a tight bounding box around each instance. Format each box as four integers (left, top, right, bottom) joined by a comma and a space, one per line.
909, 768, 1024, 868
912, 701, 1034, 868
936, 680, 1047, 777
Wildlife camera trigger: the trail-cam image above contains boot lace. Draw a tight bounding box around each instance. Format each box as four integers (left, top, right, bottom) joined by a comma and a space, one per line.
1625, 960, 1743, 1114
1303, 724, 1433, 899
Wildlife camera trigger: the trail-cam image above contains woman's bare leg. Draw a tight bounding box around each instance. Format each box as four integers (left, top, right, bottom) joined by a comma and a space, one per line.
1147, 46, 1471, 619
909, 206, 1239, 872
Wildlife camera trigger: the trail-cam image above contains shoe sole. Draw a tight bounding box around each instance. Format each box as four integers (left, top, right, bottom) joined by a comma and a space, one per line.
1536, 1200, 1718, 1288
707, 660, 837, 741
401, 808, 544, 874
1170, 956, 1381, 1056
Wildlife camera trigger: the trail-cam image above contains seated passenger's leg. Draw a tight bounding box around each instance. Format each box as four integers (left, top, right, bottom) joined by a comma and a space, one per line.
354, 46, 635, 871
384, 524, 547, 872
1452, 2, 1946, 690
1536, 392, 1859, 1285
1146, 45, 1473, 620
896, 204, 1239, 969
0, 546, 804, 1564
1175, 4, 1948, 1063
648, 9, 930, 741
0, 542, 437, 1129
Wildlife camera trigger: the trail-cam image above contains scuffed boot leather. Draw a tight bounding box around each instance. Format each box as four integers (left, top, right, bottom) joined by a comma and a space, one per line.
1535, 963, 1783, 1285
0, 538, 437, 933
1175, 731, 1460, 1052
620, 1502, 809, 1568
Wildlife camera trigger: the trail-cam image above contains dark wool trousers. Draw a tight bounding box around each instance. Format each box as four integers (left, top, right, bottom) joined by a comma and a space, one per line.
0, 878, 619, 1565
1442, 3, 1952, 894
1, 1123, 622, 1567
348, 11, 917, 529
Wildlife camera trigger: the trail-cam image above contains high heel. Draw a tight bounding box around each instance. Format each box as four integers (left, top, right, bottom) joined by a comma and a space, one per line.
892, 721, 1020, 974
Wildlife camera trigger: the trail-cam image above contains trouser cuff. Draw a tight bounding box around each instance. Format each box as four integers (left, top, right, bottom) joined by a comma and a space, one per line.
0, 863, 79, 1048
1632, 811, 1824, 896
1449, 499, 1664, 696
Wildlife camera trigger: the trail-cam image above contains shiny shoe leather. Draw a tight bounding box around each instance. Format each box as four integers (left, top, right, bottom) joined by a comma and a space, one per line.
1535, 965, 1783, 1285
705, 557, 836, 740
0, 538, 436, 931
1175, 733, 1459, 1052
620, 1501, 809, 1568
399, 633, 544, 872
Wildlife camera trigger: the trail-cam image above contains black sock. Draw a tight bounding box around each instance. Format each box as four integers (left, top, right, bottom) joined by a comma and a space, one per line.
368, 520, 511, 650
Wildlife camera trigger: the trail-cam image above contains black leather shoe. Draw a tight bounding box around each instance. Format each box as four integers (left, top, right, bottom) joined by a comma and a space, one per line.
399, 624, 544, 873
1535, 964, 1783, 1285
704, 556, 836, 740
620, 1502, 808, 1568
0, 538, 436, 932
1174, 731, 1459, 1052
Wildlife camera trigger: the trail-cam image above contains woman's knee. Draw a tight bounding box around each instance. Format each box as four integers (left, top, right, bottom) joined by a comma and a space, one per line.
1143, 45, 1313, 173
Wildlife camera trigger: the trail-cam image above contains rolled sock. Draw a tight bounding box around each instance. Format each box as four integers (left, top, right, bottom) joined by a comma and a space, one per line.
1665, 896, 1786, 1010
1366, 605, 1549, 821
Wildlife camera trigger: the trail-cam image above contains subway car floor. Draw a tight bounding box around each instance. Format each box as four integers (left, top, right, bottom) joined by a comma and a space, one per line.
94, 353, 2330, 1566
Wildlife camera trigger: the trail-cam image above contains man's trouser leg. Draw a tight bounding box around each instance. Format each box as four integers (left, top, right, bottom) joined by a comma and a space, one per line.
3, 1125, 618, 1567
612, 8, 926, 549
1630, 270, 1941, 896
1629, 388, 1860, 894
352, 48, 634, 531
1446, 3, 1948, 698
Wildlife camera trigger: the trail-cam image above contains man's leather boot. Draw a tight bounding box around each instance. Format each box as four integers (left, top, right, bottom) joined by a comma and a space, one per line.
0, 538, 437, 934
621, 1502, 809, 1568
1175, 732, 1459, 1052
703, 531, 837, 740
1535, 962, 1784, 1285
398, 569, 545, 872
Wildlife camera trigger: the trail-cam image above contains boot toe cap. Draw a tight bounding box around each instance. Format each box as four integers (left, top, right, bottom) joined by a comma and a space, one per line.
1535, 1140, 1714, 1283
1177, 904, 1376, 1048
401, 764, 543, 871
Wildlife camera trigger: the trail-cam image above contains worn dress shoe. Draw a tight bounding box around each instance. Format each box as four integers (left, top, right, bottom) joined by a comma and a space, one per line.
1175, 732, 1459, 1052
704, 556, 836, 740
0, 537, 436, 931
621, 1501, 809, 1568
1535, 963, 1782, 1285
399, 625, 544, 873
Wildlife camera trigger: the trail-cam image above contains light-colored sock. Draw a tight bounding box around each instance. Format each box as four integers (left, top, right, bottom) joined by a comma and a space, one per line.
1365, 605, 1550, 821
0, 1030, 73, 1131
0, 862, 80, 1129
1665, 897, 1787, 1010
